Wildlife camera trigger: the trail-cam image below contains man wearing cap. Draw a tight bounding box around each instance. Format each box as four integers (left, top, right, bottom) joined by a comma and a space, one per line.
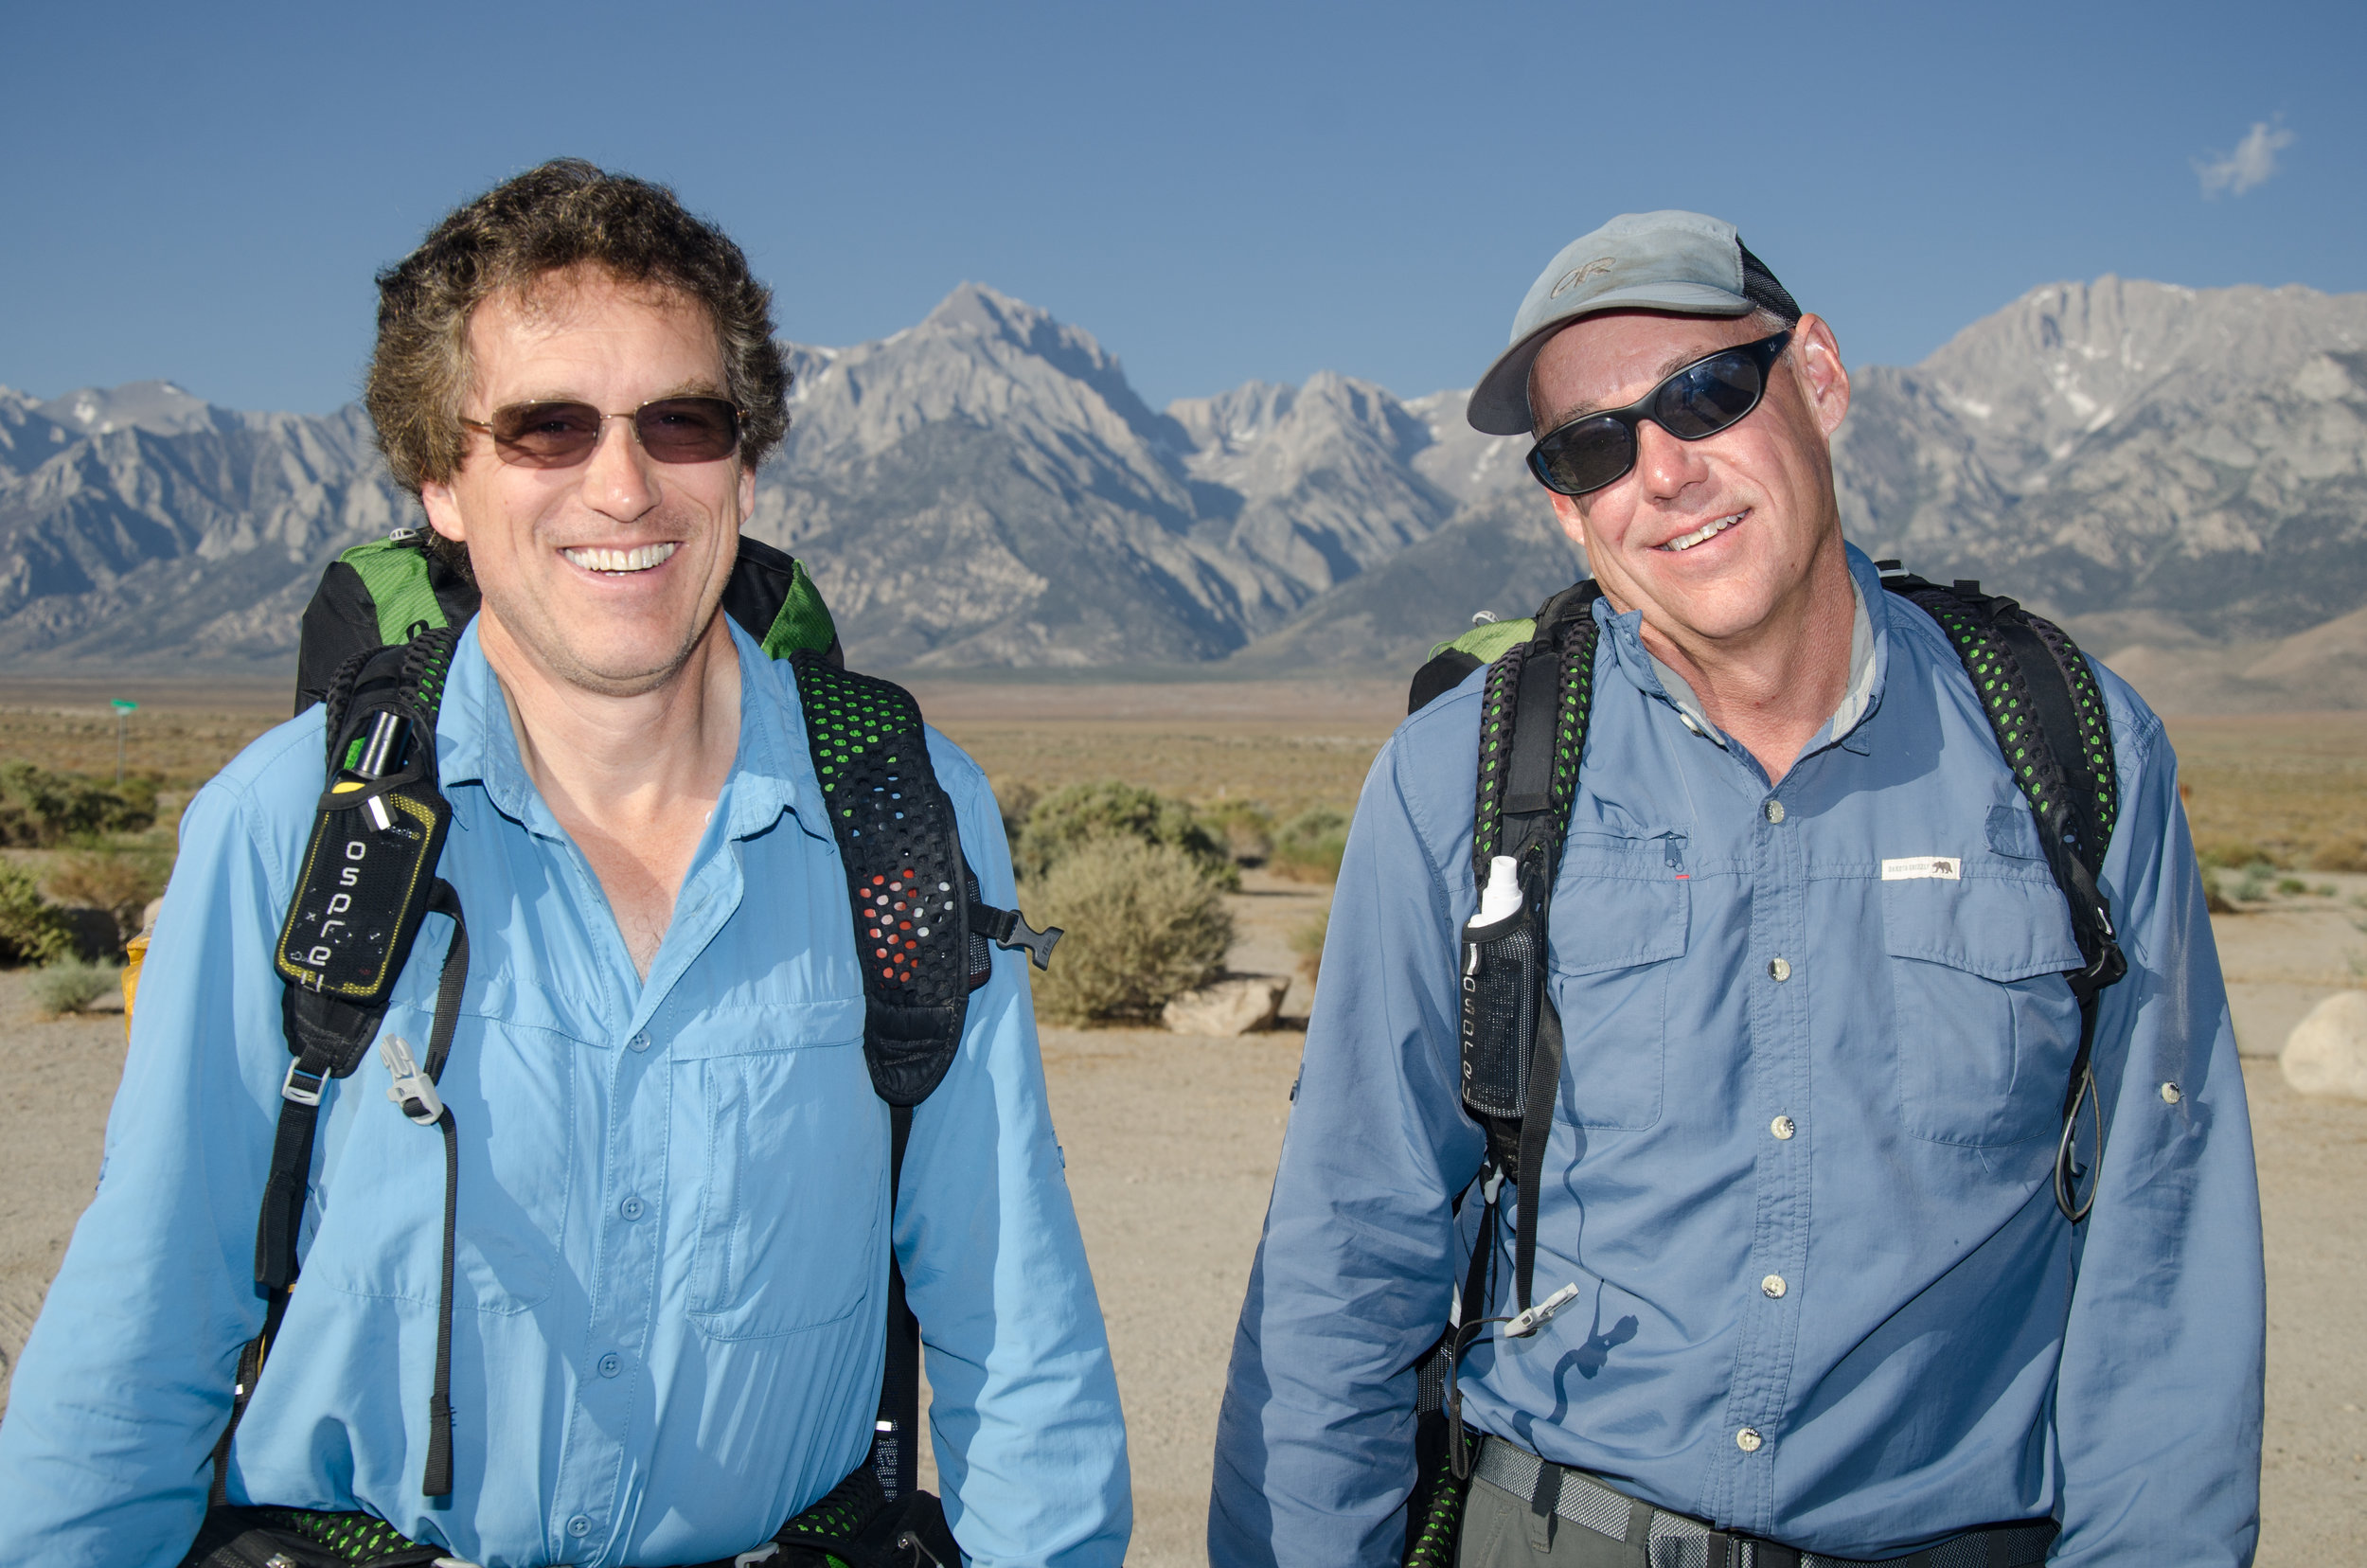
1207, 212, 2261, 1566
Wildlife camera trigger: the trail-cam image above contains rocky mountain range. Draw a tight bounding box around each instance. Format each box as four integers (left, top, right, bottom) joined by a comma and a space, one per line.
2, 276, 2362, 706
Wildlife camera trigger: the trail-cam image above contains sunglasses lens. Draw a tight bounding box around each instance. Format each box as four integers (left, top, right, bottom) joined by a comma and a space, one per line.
634, 398, 740, 462
1531, 416, 1635, 496
491, 402, 603, 466
1652, 352, 1764, 439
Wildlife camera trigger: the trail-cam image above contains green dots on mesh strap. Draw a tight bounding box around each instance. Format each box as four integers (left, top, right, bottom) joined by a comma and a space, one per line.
259, 1508, 424, 1562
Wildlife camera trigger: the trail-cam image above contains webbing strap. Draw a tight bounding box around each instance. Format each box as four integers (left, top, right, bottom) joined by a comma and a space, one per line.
222, 882, 470, 1504
874, 1104, 921, 1502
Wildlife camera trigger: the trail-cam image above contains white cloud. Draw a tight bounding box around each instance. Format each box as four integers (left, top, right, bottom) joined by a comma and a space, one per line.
2194, 120, 2295, 199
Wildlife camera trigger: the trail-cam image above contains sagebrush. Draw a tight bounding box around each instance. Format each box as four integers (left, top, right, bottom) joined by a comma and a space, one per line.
0, 762, 157, 847
33, 956, 118, 1016
1271, 806, 1350, 882
0, 862, 75, 966
1013, 780, 1237, 889
45, 846, 171, 940
1027, 835, 1233, 1024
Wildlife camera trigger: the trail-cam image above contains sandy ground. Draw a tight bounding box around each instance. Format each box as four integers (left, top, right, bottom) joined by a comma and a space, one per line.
2, 881, 2360, 1562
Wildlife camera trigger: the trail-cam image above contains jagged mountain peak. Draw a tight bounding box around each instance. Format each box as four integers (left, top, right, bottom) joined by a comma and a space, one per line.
35, 379, 221, 437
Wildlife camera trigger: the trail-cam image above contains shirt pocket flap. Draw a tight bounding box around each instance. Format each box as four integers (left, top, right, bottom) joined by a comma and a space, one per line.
1881, 872, 2080, 982
1549, 834, 1690, 977
667, 997, 868, 1060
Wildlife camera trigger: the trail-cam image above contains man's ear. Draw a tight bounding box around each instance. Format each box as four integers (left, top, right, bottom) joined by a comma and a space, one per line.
419, 479, 467, 544
738, 462, 756, 523
1547, 490, 1592, 552
1791, 312, 1851, 438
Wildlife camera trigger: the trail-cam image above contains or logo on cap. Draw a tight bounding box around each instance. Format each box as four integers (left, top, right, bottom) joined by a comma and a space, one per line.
1550, 257, 1618, 299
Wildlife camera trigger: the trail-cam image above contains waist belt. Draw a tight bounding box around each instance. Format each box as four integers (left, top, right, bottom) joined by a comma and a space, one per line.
1472, 1437, 2057, 1568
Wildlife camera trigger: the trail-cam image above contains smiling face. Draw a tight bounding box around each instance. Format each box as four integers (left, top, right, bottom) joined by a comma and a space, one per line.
1528, 309, 1852, 656
419, 266, 752, 699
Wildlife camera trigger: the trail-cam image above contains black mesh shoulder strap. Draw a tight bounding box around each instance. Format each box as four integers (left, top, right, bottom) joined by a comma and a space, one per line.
786, 651, 1059, 1503
1462, 578, 1603, 1314
1878, 567, 2126, 1221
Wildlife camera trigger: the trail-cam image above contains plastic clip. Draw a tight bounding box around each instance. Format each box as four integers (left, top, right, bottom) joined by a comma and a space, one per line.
380, 1035, 444, 1126
732, 1546, 781, 1568
1504, 1281, 1581, 1339
972, 901, 1063, 971
280, 1060, 326, 1106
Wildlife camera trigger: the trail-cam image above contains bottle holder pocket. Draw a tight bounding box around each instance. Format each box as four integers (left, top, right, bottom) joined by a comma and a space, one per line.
1459, 905, 1543, 1121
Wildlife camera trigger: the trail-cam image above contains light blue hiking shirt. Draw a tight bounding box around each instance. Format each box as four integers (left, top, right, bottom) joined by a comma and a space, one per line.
0, 619, 1130, 1567
1210, 546, 2262, 1567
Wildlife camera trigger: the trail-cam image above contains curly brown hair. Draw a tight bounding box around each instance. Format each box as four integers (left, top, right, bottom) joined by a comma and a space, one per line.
365, 159, 791, 508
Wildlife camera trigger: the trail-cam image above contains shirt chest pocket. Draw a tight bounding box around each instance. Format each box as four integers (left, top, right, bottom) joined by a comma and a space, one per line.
683, 1023, 887, 1342
310, 1013, 574, 1315
1884, 872, 2084, 1148
1543, 835, 1689, 1131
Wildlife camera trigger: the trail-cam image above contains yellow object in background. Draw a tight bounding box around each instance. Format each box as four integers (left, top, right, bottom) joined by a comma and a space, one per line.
122, 935, 149, 1038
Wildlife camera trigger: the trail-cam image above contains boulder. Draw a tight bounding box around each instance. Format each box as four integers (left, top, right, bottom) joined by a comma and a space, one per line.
1163, 975, 1289, 1037
2281, 990, 2367, 1101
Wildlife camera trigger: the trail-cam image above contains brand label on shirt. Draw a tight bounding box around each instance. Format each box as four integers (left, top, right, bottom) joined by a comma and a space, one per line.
1881, 855, 1962, 881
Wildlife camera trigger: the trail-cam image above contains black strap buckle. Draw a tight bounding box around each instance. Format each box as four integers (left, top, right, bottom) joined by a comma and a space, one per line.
970, 901, 1062, 971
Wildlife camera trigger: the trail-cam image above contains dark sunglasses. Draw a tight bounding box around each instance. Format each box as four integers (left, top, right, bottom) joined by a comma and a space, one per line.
1526, 330, 1792, 496
459, 396, 744, 469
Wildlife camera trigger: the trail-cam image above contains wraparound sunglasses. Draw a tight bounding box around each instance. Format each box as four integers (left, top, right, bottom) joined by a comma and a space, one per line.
1526, 330, 1791, 496
459, 396, 745, 468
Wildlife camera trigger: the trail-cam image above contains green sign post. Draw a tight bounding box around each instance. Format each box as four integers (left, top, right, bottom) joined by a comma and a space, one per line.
111, 698, 137, 786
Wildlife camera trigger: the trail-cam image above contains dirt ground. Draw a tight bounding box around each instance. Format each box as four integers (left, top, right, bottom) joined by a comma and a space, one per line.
2, 878, 2359, 1562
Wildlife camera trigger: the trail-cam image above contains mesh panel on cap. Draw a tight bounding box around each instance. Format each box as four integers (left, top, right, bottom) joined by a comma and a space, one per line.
1737, 240, 1802, 322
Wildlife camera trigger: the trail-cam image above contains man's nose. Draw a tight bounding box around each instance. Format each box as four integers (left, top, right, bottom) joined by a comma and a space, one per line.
579, 413, 660, 520
1631, 417, 1708, 500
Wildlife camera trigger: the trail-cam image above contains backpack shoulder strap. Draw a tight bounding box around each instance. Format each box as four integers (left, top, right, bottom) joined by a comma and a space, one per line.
1878, 564, 2127, 1220
225, 626, 472, 1503
785, 650, 1059, 1502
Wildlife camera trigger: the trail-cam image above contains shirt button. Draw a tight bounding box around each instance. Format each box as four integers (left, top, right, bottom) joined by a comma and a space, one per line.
628, 1032, 651, 1053
1761, 1274, 1788, 1298
567, 1515, 593, 1538
619, 1195, 646, 1221
1736, 1427, 1765, 1452
1768, 956, 1792, 982
1771, 1115, 1797, 1140
1763, 799, 1786, 824
596, 1352, 622, 1378
2161, 1082, 2182, 1104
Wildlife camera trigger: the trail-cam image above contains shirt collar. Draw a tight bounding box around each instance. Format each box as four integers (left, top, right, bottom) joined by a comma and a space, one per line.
1597, 541, 1892, 756
433, 615, 821, 843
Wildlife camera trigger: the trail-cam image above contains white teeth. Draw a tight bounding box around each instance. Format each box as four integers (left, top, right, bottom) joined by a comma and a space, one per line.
564, 542, 680, 574
1661, 512, 1745, 552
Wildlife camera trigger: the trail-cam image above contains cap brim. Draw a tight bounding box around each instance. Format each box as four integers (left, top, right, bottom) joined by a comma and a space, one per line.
1466, 281, 1755, 436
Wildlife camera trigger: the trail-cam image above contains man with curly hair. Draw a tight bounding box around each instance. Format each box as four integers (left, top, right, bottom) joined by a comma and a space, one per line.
0, 161, 1129, 1568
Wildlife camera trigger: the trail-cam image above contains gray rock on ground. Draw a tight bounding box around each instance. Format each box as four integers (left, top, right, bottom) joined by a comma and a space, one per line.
1163, 975, 1288, 1036
2281, 990, 2367, 1100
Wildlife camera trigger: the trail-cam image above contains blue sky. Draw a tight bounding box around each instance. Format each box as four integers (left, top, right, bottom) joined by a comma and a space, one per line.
4, 0, 2360, 415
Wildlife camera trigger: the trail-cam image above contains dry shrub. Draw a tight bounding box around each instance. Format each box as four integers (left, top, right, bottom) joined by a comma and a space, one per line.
0, 862, 75, 966
44, 846, 170, 941
2311, 832, 2367, 874
33, 956, 118, 1016
1028, 834, 1233, 1025
0, 763, 156, 847
1015, 780, 1236, 889
1203, 803, 1274, 866
2194, 836, 2274, 870
1270, 807, 1350, 882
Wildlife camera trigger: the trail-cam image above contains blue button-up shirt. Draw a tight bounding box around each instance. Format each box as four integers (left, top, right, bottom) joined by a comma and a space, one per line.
0, 621, 1130, 1567
1211, 546, 2262, 1566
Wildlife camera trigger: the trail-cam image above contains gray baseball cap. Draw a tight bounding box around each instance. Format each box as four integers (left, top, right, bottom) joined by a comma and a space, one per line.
1467, 210, 1801, 436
